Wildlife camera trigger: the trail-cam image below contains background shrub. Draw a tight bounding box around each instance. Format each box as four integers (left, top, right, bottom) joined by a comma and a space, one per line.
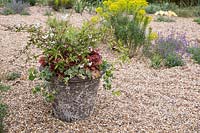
97, 0, 154, 58
6, 72, 21, 81
145, 4, 161, 14
0, 1, 29, 15
49, 0, 74, 11
188, 47, 200, 64
194, 18, 200, 24
164, 53, 184, 67
150, 32, 189, 68
73, 0, 87, 14
151, 54, 162, 69
0, 103, 7, 133
155, 16, 175, 22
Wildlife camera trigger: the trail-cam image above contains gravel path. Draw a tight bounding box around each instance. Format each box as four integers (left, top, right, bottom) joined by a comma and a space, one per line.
0, 6, 200, 132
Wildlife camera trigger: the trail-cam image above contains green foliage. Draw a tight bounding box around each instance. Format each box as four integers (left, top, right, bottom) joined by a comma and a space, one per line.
96, 0, 154, 58
173, 6, 200, 17
0, 83, 10, 92
20, 9, 30, 15
155, 16, 175, 22
73, 0, 87, 14
36, 0, 49, 5
164, 53, 184, 67
28, 0, 36, 6
145, 2, 179, 14
188, 47, 200, 64
6, 72, 21, 81
145, 4, 161, 14
0, 82, 9, 132
150, 32, 188, 68
44, 10, 53, 16
194, 18, 200, 24
28, 68, 37, 81
151, 54, 162, 69
112, 90, 121, 96
0, 0, 10, 7
0, 103, 7, 133
24, 18, 113, 101
1, 1, 29, 15
1, 7, 14, 15
175, 8, 194, 17
147, 0, 199, 7
160, 2, 178, 11
49, 0, 74, 11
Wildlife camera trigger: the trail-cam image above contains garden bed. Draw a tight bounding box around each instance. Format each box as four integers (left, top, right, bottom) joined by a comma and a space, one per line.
0, 6, 200, 132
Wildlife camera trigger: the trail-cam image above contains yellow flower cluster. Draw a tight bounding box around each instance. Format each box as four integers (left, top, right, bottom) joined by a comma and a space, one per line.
149, 32, 158, 41
96, 0, 151, 22
100, 0, 148, 14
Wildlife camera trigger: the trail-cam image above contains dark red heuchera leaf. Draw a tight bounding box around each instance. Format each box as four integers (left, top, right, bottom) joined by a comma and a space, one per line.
87, 49, 102, 71
39, 57, 47, 67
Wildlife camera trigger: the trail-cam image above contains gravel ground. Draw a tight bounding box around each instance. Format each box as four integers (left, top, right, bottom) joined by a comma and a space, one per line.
0, 6, 200, 132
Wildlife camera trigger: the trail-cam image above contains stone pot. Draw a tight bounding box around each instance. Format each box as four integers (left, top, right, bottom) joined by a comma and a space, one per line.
48, 77, 100, 122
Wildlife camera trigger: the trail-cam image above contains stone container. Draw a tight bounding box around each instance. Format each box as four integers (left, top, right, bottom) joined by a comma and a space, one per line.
49, 77, 100, 122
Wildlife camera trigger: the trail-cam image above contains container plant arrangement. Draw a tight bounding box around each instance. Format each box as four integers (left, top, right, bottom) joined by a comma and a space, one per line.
26, 18, 113, 122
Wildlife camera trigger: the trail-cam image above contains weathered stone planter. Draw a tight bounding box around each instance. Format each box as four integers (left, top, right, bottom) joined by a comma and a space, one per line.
49, 77, 100, 122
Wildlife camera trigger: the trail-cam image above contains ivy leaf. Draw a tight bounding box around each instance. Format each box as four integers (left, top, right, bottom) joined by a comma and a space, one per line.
28, 68, 38, 81
32, 85, 41, 94
112, 90, 121, 96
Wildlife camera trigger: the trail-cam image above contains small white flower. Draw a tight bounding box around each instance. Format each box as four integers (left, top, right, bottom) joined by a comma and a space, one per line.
51, 41, 56, 44
88, 35, 92, 39
61, 14, 69, 21
34, 23, 40, 29
50, 33, 54, 37
80, 64, 84, 68
89, 47, 93, 51
88, 62, 92, 66
42, 34, 49, 39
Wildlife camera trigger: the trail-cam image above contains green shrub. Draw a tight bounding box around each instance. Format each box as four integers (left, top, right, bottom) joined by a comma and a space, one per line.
6, 72, 21, 81
175, 8, 194, 17
96, 0, 155, 58
28, 0, 36, 6
36, 0, 49, 5
1, 1, 29, 15
20, 9, 30, 15
155, 16, 175, 22
49, 0, 74, 11
0, 103, 7, 133
188, 47, 200, 64
145, 4, 161, 14
1, 7, 14, 15
151, 54, 162, 69
160, 2, 178, 11
0, 0, 11, 7
164, 53, 184, 67
0, 83, 10, 92
194, 18, 200, 24
44, 9, 53, 16
150, 32, 188, 68
73, 0, 87, 14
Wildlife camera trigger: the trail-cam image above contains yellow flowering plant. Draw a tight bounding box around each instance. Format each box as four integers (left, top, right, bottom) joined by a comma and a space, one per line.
96, 0, 157, 58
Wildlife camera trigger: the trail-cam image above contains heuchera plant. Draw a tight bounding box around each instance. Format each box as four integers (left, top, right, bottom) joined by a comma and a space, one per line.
27, 18, 113, 101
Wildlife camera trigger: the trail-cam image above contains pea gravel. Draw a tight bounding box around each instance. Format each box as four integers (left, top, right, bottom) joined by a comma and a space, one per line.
0, 6, 200, 132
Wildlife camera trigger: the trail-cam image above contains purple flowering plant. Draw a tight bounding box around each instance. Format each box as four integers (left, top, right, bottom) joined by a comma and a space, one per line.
154, 31, 189, 58
151, 31, 190, 68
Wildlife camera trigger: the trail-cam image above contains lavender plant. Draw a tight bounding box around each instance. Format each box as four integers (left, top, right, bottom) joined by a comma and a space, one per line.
151, 31, 189, 68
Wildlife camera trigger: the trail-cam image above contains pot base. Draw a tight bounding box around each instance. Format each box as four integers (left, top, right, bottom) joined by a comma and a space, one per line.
50, 78, 100, 122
